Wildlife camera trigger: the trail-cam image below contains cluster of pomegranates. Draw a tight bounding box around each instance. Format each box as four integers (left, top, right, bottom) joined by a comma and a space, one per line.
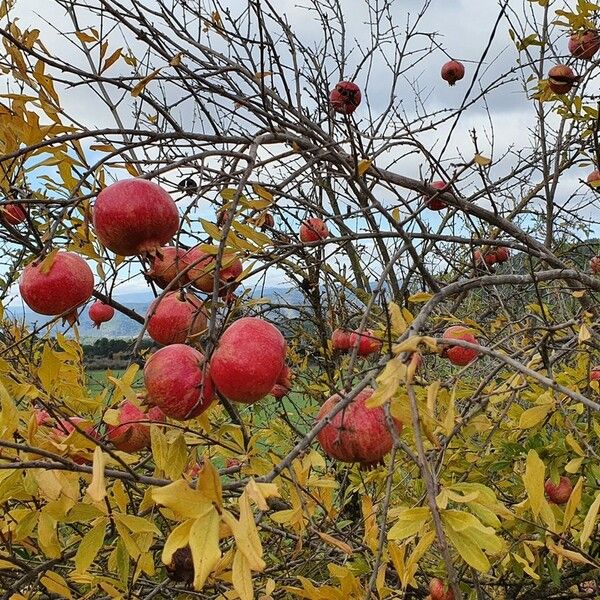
474, 245, 510, 268
331, 327, 382, 356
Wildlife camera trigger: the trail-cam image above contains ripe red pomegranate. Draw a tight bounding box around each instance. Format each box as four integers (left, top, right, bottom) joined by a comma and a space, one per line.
474, 249, 496, 267
183, 247, 243, 294
271, 384, 289, 400
146, 246, 188, 289
88, 301, 114, 328
299, 218, 329, 243
544, 476, 573, 505
548, 65, 578, 94
424, 181, 448, 211
442, 325, 479, 366
1, 203, 26, 225
429, 578, 455, 600
107, 401, 165, 453
210, 317, 287, 403
332, 328, 352, 351
329, 81, 362, 114
51, 416, 98, 464
590, 366, 600, 382
441, 60, 465, 86
316, 387, 402, 468
144, 344, 214, 420
590, 257, 600, 275
147, 292, 207, 346
588, 170, 600, 186
349, 330, 382, 356
19, 252, 94, 322
568, 29, 600, 60
494, 246, 510, 263
93, 178, 180, 256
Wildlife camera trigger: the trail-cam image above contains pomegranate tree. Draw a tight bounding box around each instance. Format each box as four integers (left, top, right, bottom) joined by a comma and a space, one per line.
568, 29, 600, 60
442, 325, 479, 366
93, 178, 180, 256
544, 476, 573, 505
146, 246, 188, 289
349, 330, 382, 356
144, 344, 214, 420
316, 387, 402, 468
328, 81, 362, 114
1, 203, 26, 225
210, 317, 287, 403
547, 65, 578, 94
299, 217, 329, 243
19, 252, 94, 322
107, 401, 165, 453
424, 181, 448, 211
183, 246, 243, 294
441, 60, 465, 86
88, 301, 114, 328
147, 291, 207, 346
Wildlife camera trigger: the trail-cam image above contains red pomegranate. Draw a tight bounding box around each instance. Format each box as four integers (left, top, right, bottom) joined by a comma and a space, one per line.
544, 476, 573, 505
93, 178, 180, 256
19, 252, 94, 322
442, 325, 479, 366
51, 416, 98, 464
441, 60, 465, 86
35, 408, 51, 426
329, 81, 362, 115
331, 328, 352, 351
271, 384, 289, 400
349, 330, 382, 356
568, 29, 600, 60
590, 256, 600, 275
424, 181, 448, 211
183, 247, 243, 294
316, 387, 402, 468
494, 246, 510, 263
144, 344, 214, 420
147, 292, 207, 346
1, 203, 26, 225
588, 170, 600, 186
107, 400, 165, 453
591, 366, 600, 382
299, 218, 329, 243
474, 249, 496, 267
429, 578, 455, 600
89, 301, 115, 328
548, 65, 578, 94
146, 246, 188, 289
210, 317, 287, 404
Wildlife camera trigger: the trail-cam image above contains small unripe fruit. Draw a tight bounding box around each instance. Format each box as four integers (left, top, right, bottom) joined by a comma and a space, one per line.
89, 301, 115, 328
548, 65, 578, 94
107, 401, 165, 453
424, 181, 448, 211
442, 325, 479, 366
494, 246, 510, 263
329, 81, 362, 115
349, 330, 382, 356
590, 256, 600, 275
441, 60, 465, 86
183, 247, 243, 294
146, 246, 188, 289
1, 203, 26, 225
544, 476, 573, 505
300, 218, 329, 243
429, 578, 455, 600
331, 328, 352, 351
147, 291, 207, 346
568, 29, 600, 60
590, 366, 600, 382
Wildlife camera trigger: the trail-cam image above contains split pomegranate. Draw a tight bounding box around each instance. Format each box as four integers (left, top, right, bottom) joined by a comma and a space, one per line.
442, 325, 479, 366
146, 246, 188, 289
329, 81, 362, 114
144, 344, 214, 420
424, 181, 448, 211
1, 203, 26, 225
316, 387, 402, 468
183, 246, 243, 294
88, 301, 114, 328
441, 60, 465, 86
299, 217, 329, 243
544, 476, 573, 505
568, 29, 600, 60
93, 178, 180, 256
331, 328, 352, 351
349, 330, 382, 356
147, 291, 207, 346
210, 317, 287, 403
107, 400, 165, 453
19, 252, 94, 321
429, 578, 455, 600
548, 65, 578, 94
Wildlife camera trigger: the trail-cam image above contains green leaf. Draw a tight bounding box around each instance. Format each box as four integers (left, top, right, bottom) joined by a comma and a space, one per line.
387, 507, 431, 540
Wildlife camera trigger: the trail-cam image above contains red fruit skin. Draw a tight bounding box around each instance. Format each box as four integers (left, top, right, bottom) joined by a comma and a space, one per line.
271, 384, 289, 400
210, 317, 287, 404
331, 328, 352, 351
590, 366, 600, 381
329, 81, 362, 115
316, 387, 402, 468
147, 246, 188, 289
183, 247, 243, 294
429, 578, 455, 600
1, 203, 26, 225
35, 408, 51, 426
544, 476, 573, 505
424, 181, 448, 211
441, 60, 465, 86
107, 401, 165, 453
299, 218, 329, 243
147, 292, 207, 346
494, 247, 510, 263
93, 178, 180, 256
144, 344, 214, 420
588, 170, 600, 185
590, 257, 600, 275
89, 301, 115, 328
51, 417, 98, 464
442, 325, 479, 366
548, 65, 577, 94
349, 330, 382, 356
19, 252, 94, 318
568, 30, 600, 60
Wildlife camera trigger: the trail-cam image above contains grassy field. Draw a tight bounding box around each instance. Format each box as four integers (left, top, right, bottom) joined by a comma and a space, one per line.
86, 368, 144, 394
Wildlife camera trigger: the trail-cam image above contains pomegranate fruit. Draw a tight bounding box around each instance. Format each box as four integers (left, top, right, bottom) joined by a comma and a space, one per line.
548, 65, 578, 94
19, 252, 94, 322
590, 256, 600, 275
332, 328, 352, 351
147, 291, 207, 346
93, 178, 179, 256
88, 301, 115, 328
144, 344, 214, 420
441, 60, 465, 86
544, 476, 573, 505
299, 217, 329, 243
183, 246, 243, 294
424, 181, 448, 211
349, 330, 382, 356
588, 170, 600, 186
1, 203, 26, 225
146, 246, 188, 289
590, 365, 600, 382
442, 325, 479, 366
429, 578, 455, 600
494, 246, 510, 263
51, 416, 98, 464
210, 317, 287, 403
107, 401, 165, 453
568, 29, 600, 60
329, 81, 362, 115
474, 249, 496, 267
316, 387, 402, 468
271, 384, 289, 400
271, 364, 292, 399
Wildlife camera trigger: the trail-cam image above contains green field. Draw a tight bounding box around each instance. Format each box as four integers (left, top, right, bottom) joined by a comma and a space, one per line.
86, 368, 144, 394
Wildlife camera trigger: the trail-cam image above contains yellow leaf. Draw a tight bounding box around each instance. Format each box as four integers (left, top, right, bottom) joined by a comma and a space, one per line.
408, 292, 433, 303
474, 154, 492, 166
0, 381, 18, 439
316, 531, 353, 555
388, 507, 431, 540
251, 183, 273, 203
221, 502, 265, 571
41, 571, 72, 599
170, 52, 183, 66
389, 302, 408, 336
189, 508, 221, 590
101, 48, 122, 73
113, 513, 160, 534
75, 521, 107, 573
75, 30, 97, 43
562, 477, 583, 532
151, 480, 214, 520
245, 479, 279, 511
357, 159, 372, 176
444, 525, 490, 572
232, 550, 254, 600
519, 403, 554, 429
86, 446, 107, 503
523, 450, 545, 519
200, 218, 222, 240
580, 492, 600, 547
196, 457, 222, 507
131, 68, 162, 97
162, 519, 194, 565
362, 496, 379, 552
547, 540, 592, 565
578, 323, 591, 343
